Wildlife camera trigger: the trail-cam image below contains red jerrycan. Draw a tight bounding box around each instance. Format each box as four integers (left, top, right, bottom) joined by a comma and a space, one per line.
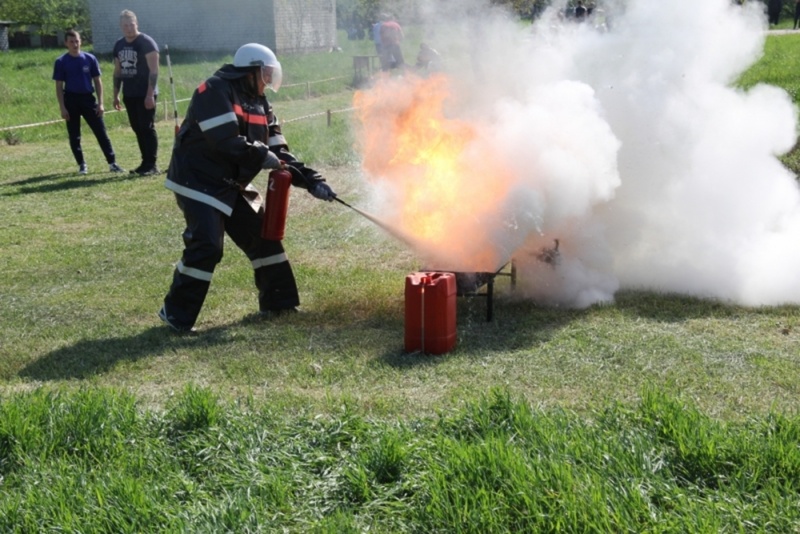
261, 168, 292, 240
404, 272, 457, 355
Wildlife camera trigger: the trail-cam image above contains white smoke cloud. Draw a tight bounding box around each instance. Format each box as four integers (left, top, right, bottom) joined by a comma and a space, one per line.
360, 0, 800, 307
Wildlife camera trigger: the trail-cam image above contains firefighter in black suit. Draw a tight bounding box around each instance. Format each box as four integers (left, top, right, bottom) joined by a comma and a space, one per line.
159, 43, 336, 332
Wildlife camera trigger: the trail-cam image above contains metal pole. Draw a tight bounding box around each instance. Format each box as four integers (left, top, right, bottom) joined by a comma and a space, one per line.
165, 45, 180, 136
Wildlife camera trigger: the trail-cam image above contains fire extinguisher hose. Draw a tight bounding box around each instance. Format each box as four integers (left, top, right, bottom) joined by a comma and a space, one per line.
332, 197, 418, 247
283, 162, 417, 247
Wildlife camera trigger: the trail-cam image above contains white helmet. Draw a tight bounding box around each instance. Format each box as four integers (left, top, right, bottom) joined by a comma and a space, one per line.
233, 43, 282, 92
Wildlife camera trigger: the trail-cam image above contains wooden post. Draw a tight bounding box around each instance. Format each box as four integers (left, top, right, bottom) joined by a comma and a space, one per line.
327, 109, 331, 127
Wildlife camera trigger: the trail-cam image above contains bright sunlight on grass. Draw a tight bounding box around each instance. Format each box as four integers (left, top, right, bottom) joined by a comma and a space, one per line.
1, 26, 799, 532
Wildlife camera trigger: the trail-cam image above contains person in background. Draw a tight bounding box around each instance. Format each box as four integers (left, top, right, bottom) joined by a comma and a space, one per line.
768, 0, 783, 26
372, 16, 384, 68
112, 9, 160, 176
415, 42, 441, 74
575, 0, 588, 21
53, 29, 125, 175
158, 43, 336, 333
794, 0, 800, 29
379, 13, 405, 71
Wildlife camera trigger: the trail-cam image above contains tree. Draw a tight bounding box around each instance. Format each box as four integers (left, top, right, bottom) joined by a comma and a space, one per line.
336, 0, 421, 31
0, 0, 90, 34
491, 0, 551, 19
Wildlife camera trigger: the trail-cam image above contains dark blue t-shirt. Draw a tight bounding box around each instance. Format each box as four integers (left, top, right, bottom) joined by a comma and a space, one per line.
52, 52, 101, 95
112, 33, 159, 98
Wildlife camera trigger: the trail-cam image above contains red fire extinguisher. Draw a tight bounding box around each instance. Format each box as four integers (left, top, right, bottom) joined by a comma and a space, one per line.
261, 168, 292, 240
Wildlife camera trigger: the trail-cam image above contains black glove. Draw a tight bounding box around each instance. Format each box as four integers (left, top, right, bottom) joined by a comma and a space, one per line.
310, 182, 336, 201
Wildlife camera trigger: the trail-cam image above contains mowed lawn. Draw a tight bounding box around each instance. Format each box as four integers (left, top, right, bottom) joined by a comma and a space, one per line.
1, 118, 798, 418
0, 27, 799, 533
0, 30, 798, 418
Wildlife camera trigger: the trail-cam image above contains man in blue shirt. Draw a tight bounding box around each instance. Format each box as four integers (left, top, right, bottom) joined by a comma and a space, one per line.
53, 29, 124, 175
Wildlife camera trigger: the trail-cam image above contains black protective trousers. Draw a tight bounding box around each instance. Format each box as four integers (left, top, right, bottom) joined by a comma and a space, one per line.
122, 95, 158, 170
64, 93, 116, 166
162, 194, 300, 329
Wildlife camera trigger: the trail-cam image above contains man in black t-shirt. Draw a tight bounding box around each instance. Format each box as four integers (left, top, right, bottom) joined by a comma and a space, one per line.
113, 9, 160, 176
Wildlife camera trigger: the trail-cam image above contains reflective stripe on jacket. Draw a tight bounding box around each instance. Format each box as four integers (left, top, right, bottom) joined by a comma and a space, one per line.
165, 64, 287, 216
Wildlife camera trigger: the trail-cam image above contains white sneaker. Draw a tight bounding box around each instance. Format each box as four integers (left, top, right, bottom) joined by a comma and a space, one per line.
79, 163, 88, 175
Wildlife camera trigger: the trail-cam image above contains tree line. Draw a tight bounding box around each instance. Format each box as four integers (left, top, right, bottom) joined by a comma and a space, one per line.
0, 0, 787, 47
0, 0, 89, 36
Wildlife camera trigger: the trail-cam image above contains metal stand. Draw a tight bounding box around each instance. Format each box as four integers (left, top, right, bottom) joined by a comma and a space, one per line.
352, 55, 380, 86
452, 260, 517, 322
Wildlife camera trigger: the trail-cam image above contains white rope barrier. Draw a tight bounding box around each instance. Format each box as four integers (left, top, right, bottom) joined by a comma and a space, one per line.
0, 104, 358, 133
0, 107, 131, 132
0, 118, 62, 132
1, 76, 351, 133
282, 106, 356, 125
282, 75, 347, 89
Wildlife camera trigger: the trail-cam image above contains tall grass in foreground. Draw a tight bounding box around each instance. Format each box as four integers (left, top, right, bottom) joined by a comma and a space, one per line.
1, 387, 799, 532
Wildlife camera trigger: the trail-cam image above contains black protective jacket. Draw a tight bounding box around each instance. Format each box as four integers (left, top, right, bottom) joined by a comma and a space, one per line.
165, 64, 310, 216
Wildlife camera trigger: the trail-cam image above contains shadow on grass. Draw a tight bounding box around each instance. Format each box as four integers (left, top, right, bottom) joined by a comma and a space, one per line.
0, 171, 147, 197
20, 290, 790, 381
17, 325, 234, 381
375, 288, 799, 368
613, 290, 798, 322
376, 294, 590, 369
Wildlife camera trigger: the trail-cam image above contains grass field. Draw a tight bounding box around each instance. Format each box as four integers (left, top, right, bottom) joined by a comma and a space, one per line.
1, 28, 800, 532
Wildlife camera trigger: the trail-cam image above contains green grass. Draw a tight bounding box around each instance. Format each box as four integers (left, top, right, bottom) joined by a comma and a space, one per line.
737, 32, 800, 171
2, 387, 800, 532
1, 134, 798, 418
1, 29, 800, 531
739, 32, 800, 102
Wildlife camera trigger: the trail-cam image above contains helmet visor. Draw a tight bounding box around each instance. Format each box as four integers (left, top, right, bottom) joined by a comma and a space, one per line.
261, 64, 282, 92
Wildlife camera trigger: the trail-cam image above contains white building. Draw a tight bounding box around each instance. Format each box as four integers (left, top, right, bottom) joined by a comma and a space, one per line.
88, 0, 337, 55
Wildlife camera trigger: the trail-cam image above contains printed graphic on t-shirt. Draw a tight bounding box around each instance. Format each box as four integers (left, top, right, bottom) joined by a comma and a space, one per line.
118, 49, 138, 76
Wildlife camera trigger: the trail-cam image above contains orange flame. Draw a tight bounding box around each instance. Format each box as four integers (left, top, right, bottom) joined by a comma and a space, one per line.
355, 74, 518, 271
